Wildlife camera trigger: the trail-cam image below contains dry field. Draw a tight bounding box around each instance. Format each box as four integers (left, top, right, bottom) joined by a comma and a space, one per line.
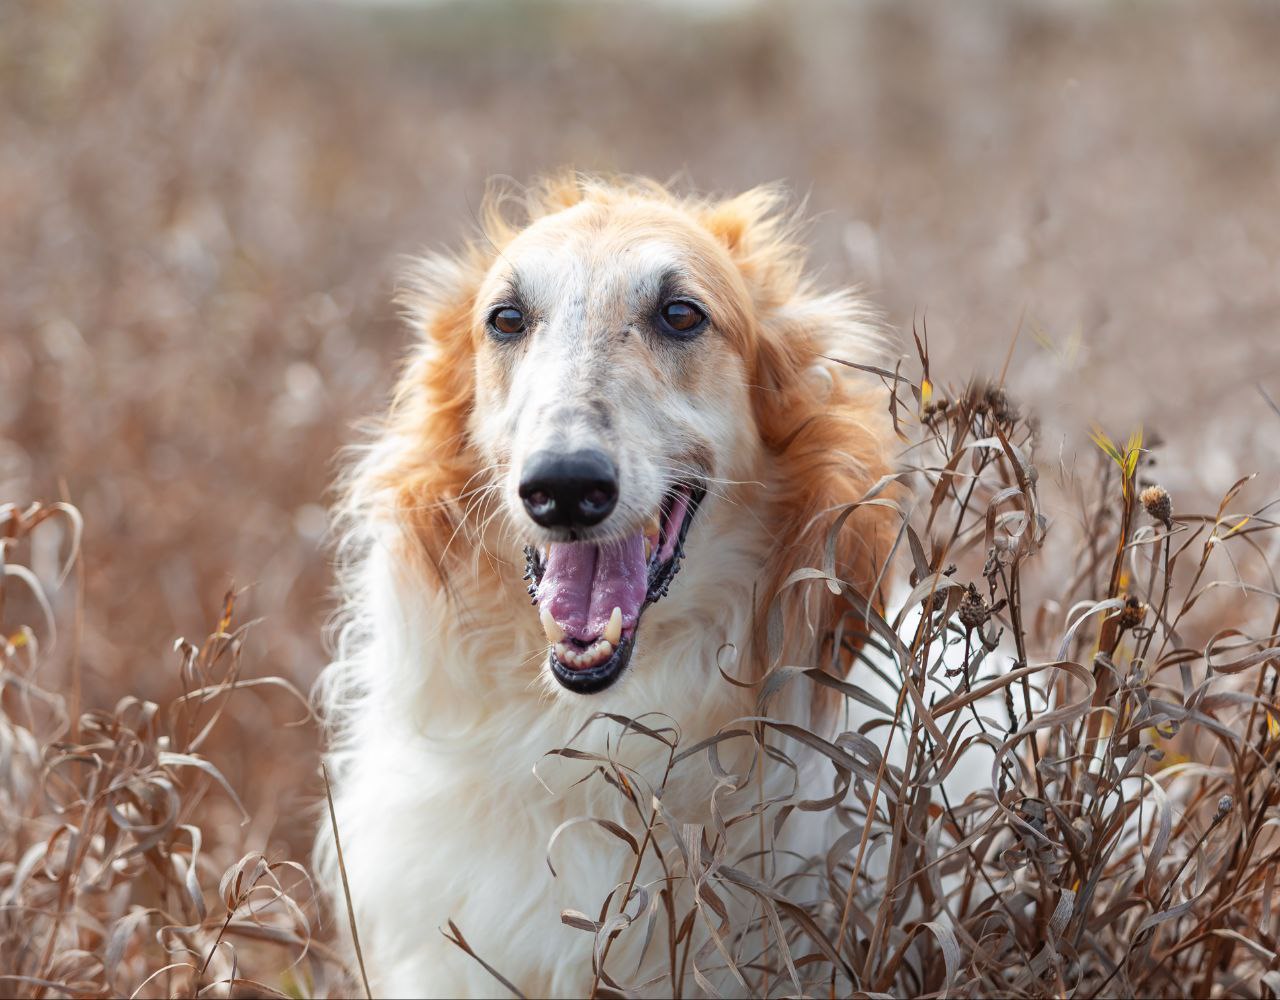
2, 1, 1279, 995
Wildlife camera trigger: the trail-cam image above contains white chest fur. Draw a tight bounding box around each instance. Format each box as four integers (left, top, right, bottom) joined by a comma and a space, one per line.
315, 503, 804, 998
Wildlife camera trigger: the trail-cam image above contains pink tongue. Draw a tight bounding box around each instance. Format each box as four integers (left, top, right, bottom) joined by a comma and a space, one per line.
537, 533, 647, 641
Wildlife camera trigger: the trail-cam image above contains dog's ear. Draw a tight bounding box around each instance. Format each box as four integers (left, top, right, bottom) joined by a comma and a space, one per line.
349, 247, 490, 587
705, 189, 896, 710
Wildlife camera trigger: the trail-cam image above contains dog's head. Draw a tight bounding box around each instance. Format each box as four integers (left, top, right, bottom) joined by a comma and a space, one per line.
373, 176, 891, 696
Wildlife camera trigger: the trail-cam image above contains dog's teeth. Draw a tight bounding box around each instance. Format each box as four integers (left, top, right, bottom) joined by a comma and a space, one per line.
553, 632, 620, 671
605, 606, 622, 646
539, 605, 566, 644
645, 517, 660, 561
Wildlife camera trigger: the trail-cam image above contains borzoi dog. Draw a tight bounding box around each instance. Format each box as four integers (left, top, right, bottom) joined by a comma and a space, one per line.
316, 175, 894, 997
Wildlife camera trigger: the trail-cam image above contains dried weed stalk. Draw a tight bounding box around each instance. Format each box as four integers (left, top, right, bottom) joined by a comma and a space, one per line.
0, 503, 347, 998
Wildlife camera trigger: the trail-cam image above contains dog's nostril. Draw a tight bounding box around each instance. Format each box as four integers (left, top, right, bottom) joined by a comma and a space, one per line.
519, 449, 619, 529
580, 487, 613, 513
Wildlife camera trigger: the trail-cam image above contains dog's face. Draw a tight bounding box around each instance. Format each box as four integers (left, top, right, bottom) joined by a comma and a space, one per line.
380, 179, 889, 706
467, 199, 760, 694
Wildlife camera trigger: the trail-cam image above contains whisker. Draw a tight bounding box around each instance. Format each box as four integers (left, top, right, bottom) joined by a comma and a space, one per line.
657, 463, 765, 491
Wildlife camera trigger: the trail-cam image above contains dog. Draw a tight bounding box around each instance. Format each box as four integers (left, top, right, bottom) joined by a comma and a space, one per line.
315, 175, 895, 997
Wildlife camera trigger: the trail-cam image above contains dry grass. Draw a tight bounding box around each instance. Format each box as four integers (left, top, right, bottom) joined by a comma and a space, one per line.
0, 504, 347, 998
7, 336, 1278, 996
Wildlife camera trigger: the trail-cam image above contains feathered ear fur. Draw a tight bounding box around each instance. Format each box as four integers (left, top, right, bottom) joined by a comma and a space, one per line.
345, 246, 491, 587
701, 188, 897, 699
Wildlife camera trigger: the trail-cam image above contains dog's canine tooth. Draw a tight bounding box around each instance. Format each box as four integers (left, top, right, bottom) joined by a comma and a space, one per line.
605, 606, 622, 646
540, 605, 566, 644
644, 515, 661, 561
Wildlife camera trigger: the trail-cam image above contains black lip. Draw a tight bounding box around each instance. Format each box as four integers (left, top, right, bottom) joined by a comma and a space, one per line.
549, 634, 636, 694
528, 484, 706, 695
645, 485, 704, 601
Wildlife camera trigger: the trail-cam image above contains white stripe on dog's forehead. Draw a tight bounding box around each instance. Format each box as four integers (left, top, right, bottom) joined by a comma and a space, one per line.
506, 238, 686, 314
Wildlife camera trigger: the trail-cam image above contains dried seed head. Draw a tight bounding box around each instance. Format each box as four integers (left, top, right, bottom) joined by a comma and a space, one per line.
984, 384, 1015, 424
1140, 484, 1173, 529
958, 584, 990, 631
1117, 595, 1145, 632
962, 380, 1019, 425
1215, 795, 1233, 822
922, 397, 951, 423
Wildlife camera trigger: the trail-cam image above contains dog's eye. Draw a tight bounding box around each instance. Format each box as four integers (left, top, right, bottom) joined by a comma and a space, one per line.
658, 300, 706, 337
489, 306, 527, 338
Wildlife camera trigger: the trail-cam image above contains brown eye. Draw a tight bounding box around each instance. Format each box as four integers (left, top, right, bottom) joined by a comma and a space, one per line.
489, 306, 526, 338
658, 300, 706, 337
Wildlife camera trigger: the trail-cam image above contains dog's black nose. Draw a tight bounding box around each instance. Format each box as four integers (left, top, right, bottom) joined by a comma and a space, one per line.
519, 449, 619, 529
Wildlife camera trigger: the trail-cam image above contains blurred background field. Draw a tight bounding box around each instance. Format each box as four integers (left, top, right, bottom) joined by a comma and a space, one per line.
2, 0, 1279, 915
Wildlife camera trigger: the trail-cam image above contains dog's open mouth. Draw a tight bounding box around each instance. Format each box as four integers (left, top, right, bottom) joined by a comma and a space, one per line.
524, 483, 704, 694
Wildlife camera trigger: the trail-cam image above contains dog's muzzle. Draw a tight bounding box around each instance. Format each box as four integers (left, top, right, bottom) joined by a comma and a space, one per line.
524, 482, 705, 693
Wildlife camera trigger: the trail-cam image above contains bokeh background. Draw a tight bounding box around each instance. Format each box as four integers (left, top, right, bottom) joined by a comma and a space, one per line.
3, 0, 1279, 862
